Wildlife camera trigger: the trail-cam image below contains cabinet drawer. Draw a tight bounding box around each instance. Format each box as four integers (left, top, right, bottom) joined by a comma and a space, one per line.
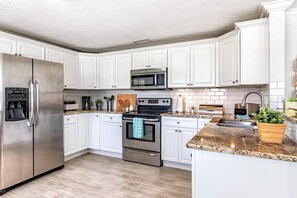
101, 114, 122, 123
64, 115, 78, 124
162, 117, 198, 129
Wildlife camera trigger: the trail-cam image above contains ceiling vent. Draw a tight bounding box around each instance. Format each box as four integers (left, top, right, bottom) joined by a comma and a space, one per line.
133, 39, 152, 45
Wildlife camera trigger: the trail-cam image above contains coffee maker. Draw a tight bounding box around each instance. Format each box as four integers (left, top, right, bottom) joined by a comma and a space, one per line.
82, 96, 93, 110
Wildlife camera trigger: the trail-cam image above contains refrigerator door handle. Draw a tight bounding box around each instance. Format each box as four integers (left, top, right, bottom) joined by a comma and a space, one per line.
34, 80, 40, 126
27, 80, 34, 127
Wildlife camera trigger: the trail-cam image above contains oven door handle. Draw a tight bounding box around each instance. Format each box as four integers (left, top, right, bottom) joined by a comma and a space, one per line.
122, 117, 159, 122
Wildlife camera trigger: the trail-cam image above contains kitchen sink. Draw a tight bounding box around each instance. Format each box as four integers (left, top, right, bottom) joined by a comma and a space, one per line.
217, 119, 258, 129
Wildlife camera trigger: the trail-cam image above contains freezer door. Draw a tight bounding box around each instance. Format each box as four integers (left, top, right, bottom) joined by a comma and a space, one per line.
33, 59, 64, 176
0, 54, 33, 189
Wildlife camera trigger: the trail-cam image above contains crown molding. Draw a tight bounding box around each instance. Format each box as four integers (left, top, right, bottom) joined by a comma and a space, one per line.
262, 0, 294, 13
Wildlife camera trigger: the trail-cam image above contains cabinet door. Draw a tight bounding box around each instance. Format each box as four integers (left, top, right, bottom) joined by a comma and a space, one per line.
64, 123, 77, 156
115, 54, 131, 89
179, 128, 196, 164
161, 127, 179, 162
45, 48, 64, 63
17, 41, 45, 60
89, 114, 100, 150
218, 32, 238, 87
168, 46, 190, 88
132, 51, 148, 69
239, 20, 269, 85
100, 122, 122, 153
77, 114, 89, 151
80, 56, 97, 89
0, 36, 17, 54
64, 52, 79, 89
148, 49, 167, 68
99, 56, 115, 89
191, 43, 216, 87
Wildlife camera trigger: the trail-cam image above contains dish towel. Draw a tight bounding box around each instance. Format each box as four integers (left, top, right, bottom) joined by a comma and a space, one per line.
133, 117, 144, 139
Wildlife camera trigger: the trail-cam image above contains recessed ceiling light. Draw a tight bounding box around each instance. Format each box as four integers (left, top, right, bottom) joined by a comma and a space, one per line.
133, 39, 152, 45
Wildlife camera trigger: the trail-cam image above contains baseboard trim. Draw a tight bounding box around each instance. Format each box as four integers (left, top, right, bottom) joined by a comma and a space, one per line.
163, 161, 192, 171
65, 150, 89, 161
89, 149, 122, 159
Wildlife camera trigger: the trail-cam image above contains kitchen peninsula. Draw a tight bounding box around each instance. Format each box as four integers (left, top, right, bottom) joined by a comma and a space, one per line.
187, 121, 297, 198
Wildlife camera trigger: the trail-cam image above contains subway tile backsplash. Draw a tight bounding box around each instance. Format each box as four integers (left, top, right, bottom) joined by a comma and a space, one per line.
64, 85, 269, 114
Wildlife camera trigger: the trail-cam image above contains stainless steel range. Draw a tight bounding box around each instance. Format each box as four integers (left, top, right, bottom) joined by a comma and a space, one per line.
122, 98, 172, 166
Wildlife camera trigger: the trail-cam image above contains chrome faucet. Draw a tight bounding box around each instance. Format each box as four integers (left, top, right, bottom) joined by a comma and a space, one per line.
240, 91, 264, 107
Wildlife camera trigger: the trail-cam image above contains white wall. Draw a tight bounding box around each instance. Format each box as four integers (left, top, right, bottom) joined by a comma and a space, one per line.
285, 9, 297, 99
64, 86, 268, 114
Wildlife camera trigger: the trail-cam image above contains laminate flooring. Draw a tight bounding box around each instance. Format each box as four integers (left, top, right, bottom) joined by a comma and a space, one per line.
2, 154, 191, 198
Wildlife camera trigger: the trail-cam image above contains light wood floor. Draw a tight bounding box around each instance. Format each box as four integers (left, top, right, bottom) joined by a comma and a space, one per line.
3, 154, 191, 198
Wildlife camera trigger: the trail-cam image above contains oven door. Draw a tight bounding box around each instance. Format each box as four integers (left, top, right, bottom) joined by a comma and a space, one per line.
122, 118, 160, 152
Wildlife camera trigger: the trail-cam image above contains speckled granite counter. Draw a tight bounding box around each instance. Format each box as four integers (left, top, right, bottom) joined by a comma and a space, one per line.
64, 110, 124, 115
187, 122, 297, 162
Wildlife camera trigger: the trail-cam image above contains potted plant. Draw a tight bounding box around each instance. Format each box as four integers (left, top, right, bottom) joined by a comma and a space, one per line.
64, 100, 78, 111
253, 107, 286, 144
95, 99, 103, 111
285, 97, 297, 116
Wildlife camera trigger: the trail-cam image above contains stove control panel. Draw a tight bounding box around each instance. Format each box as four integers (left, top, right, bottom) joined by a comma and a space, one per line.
137, 98, 172, 106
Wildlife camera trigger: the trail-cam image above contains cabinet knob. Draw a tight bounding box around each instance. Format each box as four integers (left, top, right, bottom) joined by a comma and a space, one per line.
96, 115, 99, 117
110, 117, 112, 119
94, 86, 96, 88
232, 81, 235, 84
64, 85, 67, 87
236, 80, 238, 83
14, 53, 17, 56
179, 130, 181, 132
67, 119, 69, 121
119, 125, 122, 128
175, 129, 178, 132
18, 54, 21, 56
114, 86, 116, 88
177, 122, 180, 124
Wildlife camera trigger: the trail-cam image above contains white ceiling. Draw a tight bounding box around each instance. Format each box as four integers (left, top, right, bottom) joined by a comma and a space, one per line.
0, 0, 275, 53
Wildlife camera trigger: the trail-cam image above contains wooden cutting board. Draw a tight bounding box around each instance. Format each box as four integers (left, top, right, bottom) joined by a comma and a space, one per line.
116, 94, 137, 112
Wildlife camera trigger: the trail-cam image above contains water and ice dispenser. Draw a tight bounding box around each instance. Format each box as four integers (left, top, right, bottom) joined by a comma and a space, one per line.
5, 87, 29, 121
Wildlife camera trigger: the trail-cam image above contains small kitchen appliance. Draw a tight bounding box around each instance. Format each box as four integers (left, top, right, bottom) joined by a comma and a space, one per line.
122, 98, 172, 166
131, 68, 167, 90
82, 96, 93, 110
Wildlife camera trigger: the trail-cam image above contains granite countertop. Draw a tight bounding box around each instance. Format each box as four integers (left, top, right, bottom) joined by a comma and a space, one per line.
161, 112, 223, 119
187, 121, 297, 162
285, 115, 297, 124
64, 110, 124, 115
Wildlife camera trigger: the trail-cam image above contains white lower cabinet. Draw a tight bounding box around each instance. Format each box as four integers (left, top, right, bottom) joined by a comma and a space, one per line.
100, 114, 122, 154
64, 115, 78, 156
89, 114, 100, 150
77, 114, 89, 151
162, 117, 198, 165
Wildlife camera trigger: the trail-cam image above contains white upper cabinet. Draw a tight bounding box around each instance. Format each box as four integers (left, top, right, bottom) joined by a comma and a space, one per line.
64, 52, 79, 89
236, 19, 269, 85
115, 54, 131, 89
132, 49, 167, 69
79, 55, 98, 89
168, 46, 190, 88
191, 43, 216, 87
99, 53, 131, 89
99, 56, 115, 89
0, 35, 17, 55
217, 31, 239, 87
45, 48, 64, 63
17, 41, 45, 60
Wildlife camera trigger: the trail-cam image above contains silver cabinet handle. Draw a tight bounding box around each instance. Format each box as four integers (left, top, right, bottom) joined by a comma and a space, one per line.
27, 80, 34, 127
34, 80, 40, 126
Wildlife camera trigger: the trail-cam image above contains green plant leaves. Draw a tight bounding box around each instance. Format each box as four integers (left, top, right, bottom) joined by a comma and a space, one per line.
252, 107, 285, 124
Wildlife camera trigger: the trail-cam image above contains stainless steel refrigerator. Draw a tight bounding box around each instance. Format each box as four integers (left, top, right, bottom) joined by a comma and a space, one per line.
0, 53, 64, 193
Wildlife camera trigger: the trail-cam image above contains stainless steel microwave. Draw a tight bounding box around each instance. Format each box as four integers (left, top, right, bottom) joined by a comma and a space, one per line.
131, 68, 167, 90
